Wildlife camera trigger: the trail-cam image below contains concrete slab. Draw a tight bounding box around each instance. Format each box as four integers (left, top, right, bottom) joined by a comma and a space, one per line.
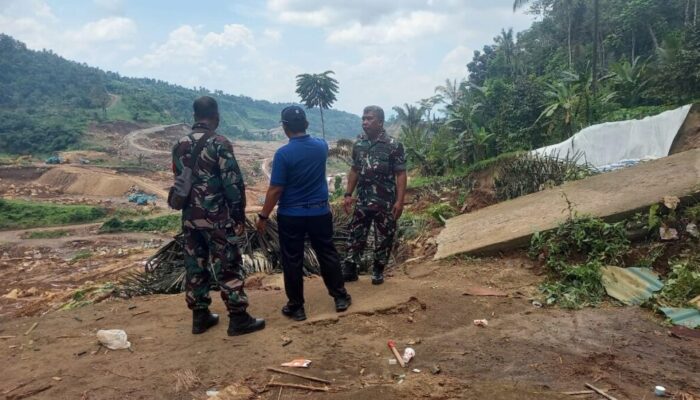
435, 148, 700, 259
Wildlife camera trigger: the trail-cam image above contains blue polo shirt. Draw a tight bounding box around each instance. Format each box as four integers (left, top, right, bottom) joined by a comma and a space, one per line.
270, 134, 330, 216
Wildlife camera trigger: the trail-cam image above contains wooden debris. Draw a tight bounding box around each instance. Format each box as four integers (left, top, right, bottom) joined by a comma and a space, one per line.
24, 322, 38, 336
6, 384, 52, 400
2, 380, 31, 395
132, 311, 149, 317
387, 340, 405, 368
0, 335, 16, 340
563, 390, 595, 395
267, 382, 328, 392
585, 383, 619, 400
266, 367, 332, 384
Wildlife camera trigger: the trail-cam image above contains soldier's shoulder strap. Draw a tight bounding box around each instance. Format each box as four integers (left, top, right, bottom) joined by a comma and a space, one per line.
188, 130, 215, 171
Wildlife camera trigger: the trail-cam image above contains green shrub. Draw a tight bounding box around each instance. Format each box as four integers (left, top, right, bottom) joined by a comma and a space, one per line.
426, 203, 456, 225
24, 230, 70, 239
659, 258, 700, 307
99, 215, 180, 234
0, 199, 107, 230
70, 249, 93, 263
530, 215, 630, 308
495, 153, 595, 201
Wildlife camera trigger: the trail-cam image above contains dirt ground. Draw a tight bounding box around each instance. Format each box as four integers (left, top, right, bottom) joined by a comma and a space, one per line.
1, 123, 698, 399
0, 256, 698, 399
0, 123, 285, 320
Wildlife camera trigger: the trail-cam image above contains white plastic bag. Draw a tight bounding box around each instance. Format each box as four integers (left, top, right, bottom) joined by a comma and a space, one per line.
96, 329, 131, 350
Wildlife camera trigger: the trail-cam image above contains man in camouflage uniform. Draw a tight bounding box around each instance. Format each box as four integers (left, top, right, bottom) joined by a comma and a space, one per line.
342, 105, 407, 285
171, 96, 265, 336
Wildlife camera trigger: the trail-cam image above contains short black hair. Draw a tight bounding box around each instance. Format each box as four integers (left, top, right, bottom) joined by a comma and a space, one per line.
363, 105, 385, 123
283, 119, 307, 134
193, 96, 219, 120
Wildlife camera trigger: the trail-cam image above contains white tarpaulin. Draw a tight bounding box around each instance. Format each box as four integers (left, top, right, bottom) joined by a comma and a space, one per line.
532, 104, 692, 168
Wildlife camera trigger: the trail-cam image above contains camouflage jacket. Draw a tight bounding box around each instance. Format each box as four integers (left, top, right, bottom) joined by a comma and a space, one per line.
351, 130, 406, 210
171, 123, 246, 229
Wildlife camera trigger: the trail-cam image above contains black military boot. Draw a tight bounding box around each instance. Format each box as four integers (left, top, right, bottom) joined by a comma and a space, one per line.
371, 264, 385, 285
334, 294, 352, 312
227, 312, 265, 336
343, 262, 359, 282
281, 304, 307, 321
192, 309, 219, 334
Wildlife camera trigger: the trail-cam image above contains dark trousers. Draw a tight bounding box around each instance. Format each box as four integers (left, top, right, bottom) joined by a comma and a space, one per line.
277, 212, 347, 308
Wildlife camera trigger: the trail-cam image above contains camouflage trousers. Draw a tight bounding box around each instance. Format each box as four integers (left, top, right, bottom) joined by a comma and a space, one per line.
183, 226, 248, 314
343, 206, 396, 273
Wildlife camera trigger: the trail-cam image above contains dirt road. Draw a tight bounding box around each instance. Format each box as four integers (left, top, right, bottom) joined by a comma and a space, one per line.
1, 256, 697, 399
124, 124, 182, 155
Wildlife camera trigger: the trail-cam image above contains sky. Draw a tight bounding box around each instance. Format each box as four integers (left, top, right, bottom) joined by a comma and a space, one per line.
0, 0, 537, 116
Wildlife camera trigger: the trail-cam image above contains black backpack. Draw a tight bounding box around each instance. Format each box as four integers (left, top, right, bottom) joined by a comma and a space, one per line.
167, 130, 214, 210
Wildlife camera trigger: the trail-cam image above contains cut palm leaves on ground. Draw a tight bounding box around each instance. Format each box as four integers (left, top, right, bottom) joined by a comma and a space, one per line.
119, 209, 355, 296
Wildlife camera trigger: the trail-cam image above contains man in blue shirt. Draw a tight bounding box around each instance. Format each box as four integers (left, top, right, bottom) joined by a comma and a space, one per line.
256, 105, 351, 321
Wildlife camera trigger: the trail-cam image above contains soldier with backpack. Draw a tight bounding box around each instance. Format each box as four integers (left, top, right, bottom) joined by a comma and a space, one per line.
169, 96, 265, 336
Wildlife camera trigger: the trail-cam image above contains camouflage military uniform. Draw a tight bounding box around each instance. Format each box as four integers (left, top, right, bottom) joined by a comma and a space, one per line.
344, 130, 406, 272
172, 122, 248, 313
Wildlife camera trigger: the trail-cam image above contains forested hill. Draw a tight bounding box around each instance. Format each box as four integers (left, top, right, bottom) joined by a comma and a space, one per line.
0, 34, 361, 154
392, 1, 700, 177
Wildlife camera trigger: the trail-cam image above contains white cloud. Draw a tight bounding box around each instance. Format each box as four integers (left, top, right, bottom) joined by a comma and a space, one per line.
93, 0, 124, 14
263, 28, 281, 42
277, 8, 337, 27
67, 17, 137, 43
327, 11, 447, 45
0, 0, 56, 49
267, 0, 427, 26
126, 24, 256, 70
439, 45, 471, 79
126, 25, 205, 68
203, 24, 254, 49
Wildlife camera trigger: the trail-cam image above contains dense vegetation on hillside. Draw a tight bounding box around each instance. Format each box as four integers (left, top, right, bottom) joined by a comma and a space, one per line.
395, 0, 700, 176
0, 34, 360, 154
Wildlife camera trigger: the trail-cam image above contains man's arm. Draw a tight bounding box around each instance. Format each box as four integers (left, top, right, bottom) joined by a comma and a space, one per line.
259, 185, 283, 218
343, 142, 361, 214
391, 142, 408, 220
256, 185, 283, 233
218, 140, 246, 225
393, 170, 407, 220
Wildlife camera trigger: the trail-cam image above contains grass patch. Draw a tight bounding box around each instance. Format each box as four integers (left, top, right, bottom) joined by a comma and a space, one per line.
426, 203, 457, 225
530, 215, 630, 309
397, 212, 432, 241
99, 215, 180, 234
23, 229, 71, 239
0, 199, 107, 230
659, 258, 700, 307
70, 249, 93, 263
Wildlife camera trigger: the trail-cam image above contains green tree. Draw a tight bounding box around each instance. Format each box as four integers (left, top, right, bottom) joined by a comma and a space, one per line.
295, 70, 339, 139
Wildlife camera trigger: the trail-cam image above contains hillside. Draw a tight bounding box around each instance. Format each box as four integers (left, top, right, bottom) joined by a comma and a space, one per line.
0, 34, 360, 154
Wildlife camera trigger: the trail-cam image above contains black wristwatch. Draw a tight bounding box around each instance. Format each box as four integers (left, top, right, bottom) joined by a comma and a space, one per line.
344, 192, 353, 198
257, 213, 268, 220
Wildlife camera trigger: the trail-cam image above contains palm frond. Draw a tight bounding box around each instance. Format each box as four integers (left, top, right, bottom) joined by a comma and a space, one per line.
118, 206, 362, 297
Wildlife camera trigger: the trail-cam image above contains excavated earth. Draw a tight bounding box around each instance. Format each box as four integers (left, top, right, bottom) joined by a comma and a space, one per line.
1, 256, 698, 399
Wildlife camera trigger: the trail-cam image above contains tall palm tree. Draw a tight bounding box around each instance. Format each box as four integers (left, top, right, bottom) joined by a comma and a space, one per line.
435, 78, 463, 107
393, 104, 430, 168
495, 28, 517, 76
295, 71, 339, 139
514, 0, 575, 68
